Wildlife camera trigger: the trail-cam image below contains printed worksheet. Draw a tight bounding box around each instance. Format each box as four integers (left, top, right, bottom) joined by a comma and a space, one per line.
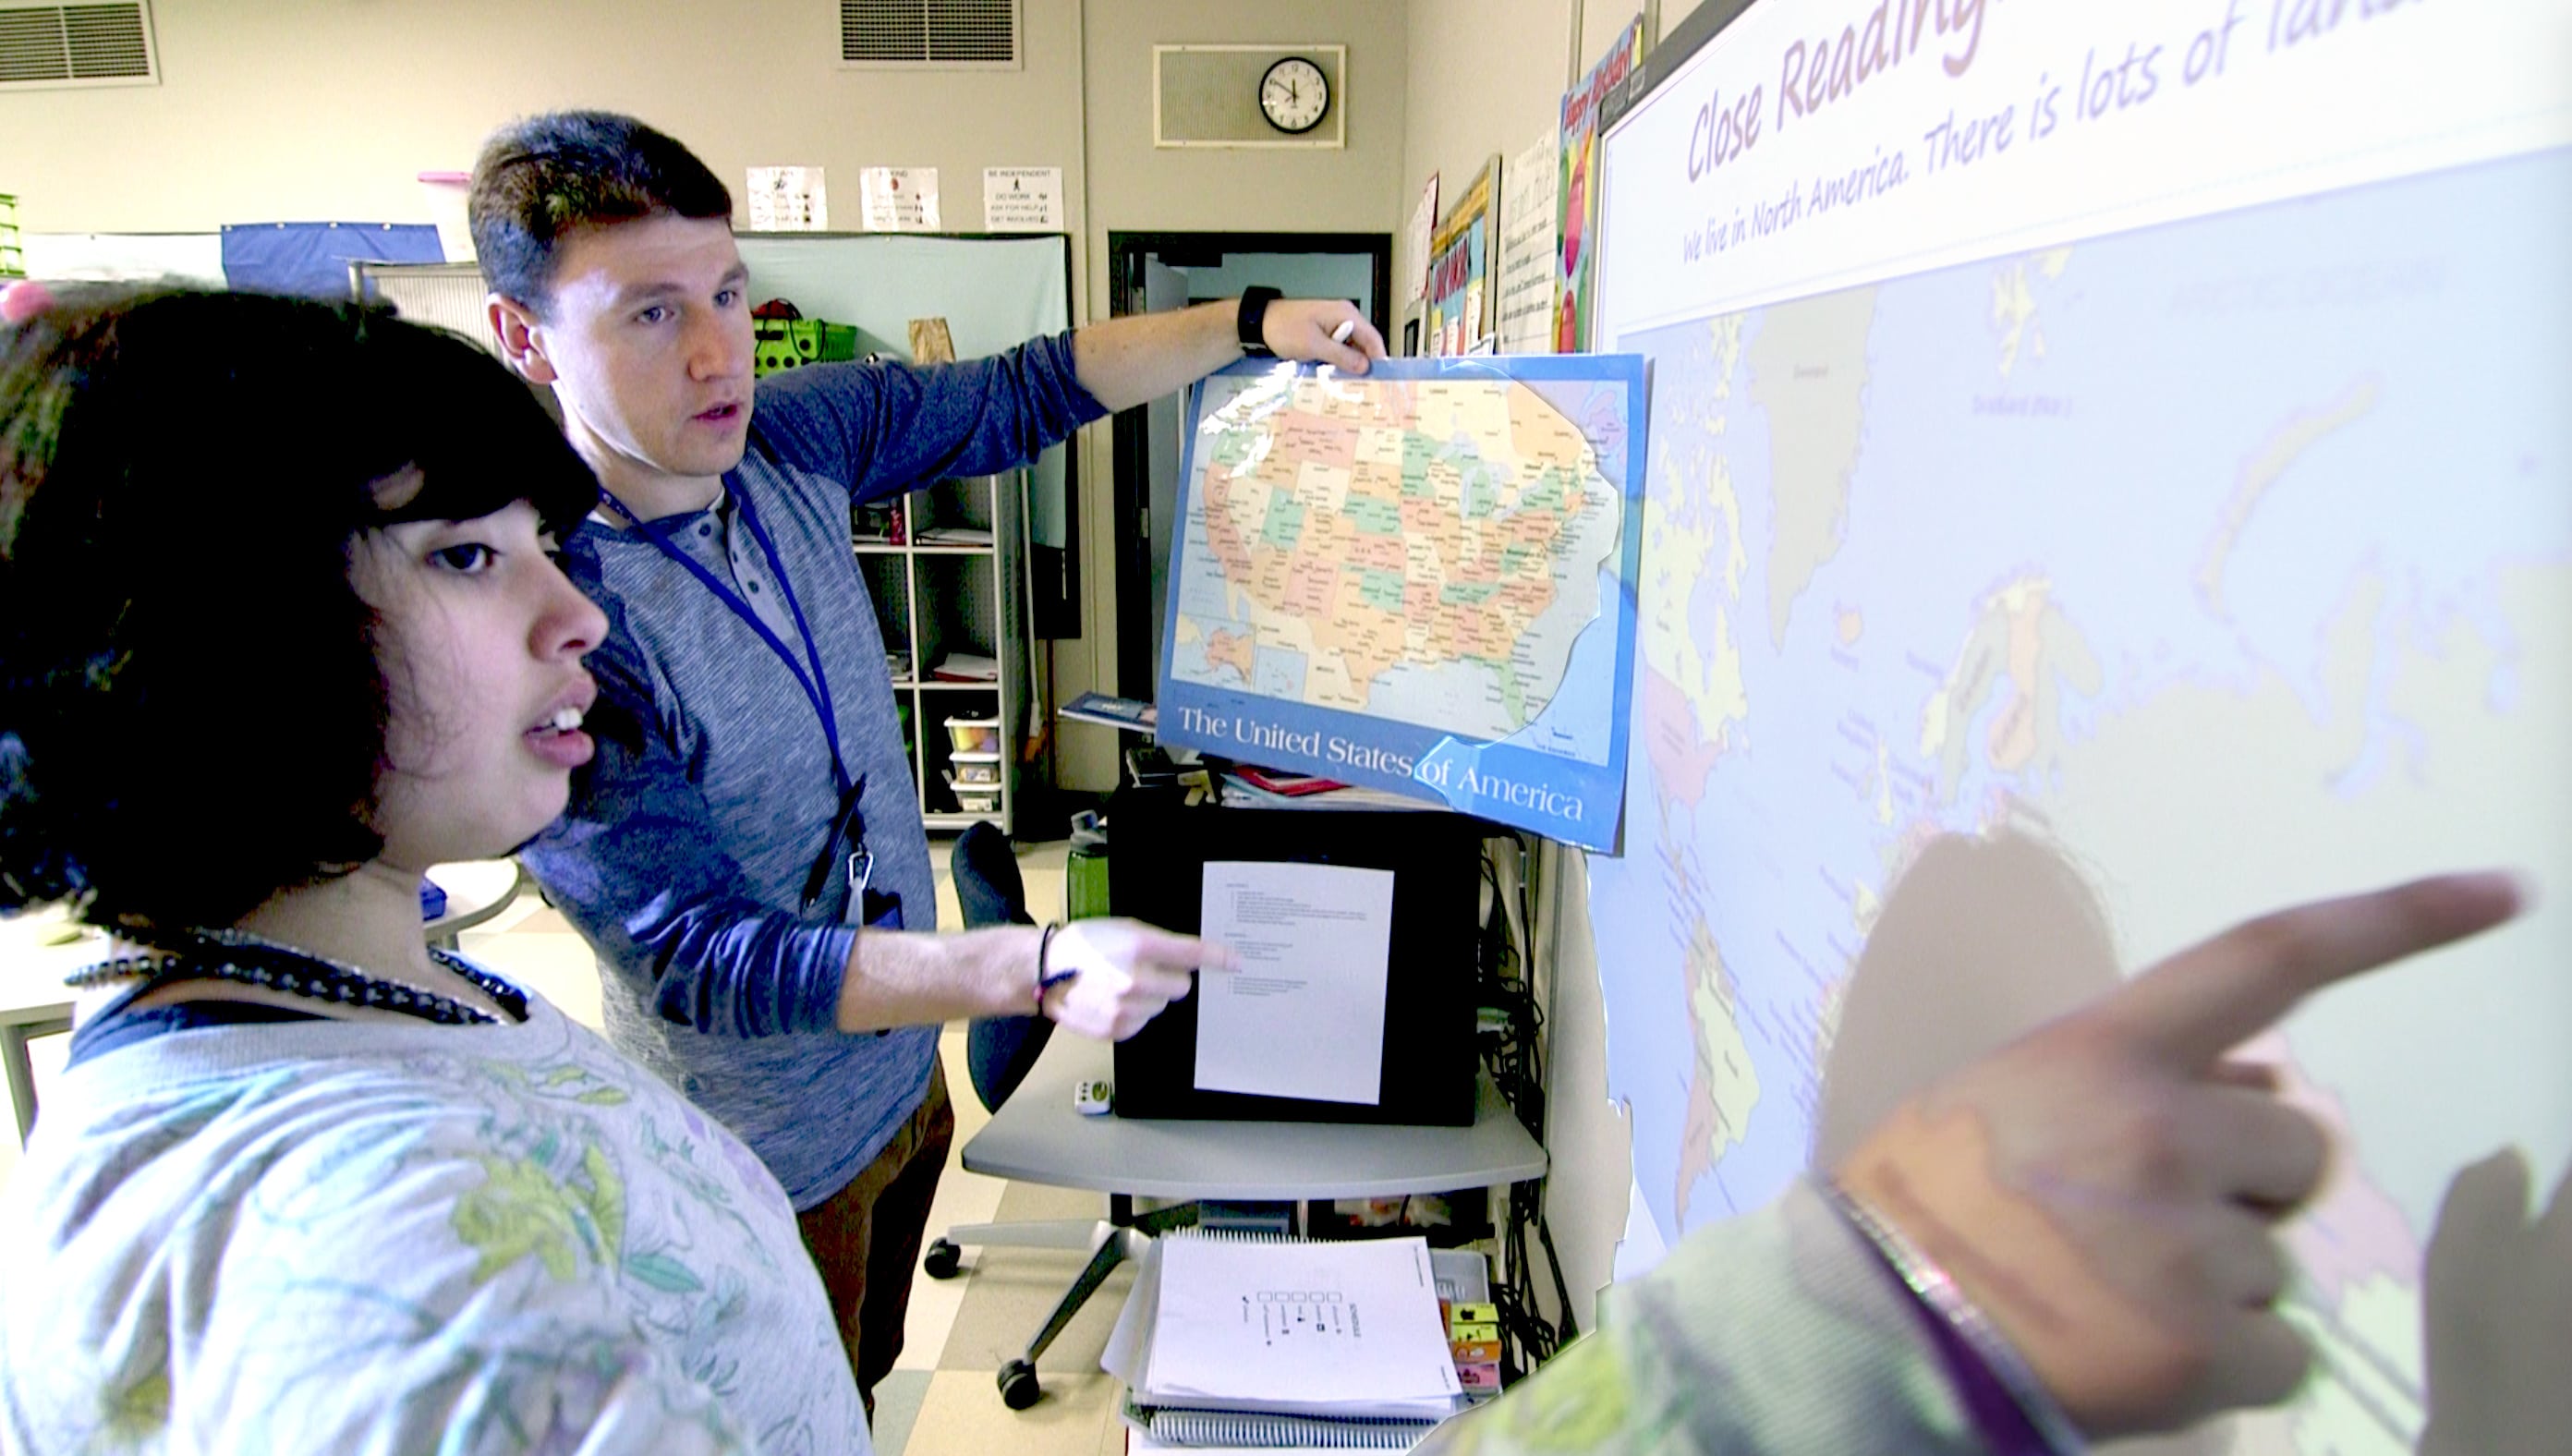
1145, 1234, 1460, 1412
1194, 860, 1394, 1104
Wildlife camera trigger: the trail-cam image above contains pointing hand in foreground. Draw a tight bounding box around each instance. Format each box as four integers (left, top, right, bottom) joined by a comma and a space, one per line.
1835, 871, 2525, 1436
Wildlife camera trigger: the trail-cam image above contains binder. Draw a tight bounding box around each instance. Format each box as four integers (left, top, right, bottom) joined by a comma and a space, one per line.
1105, 1230, 1476, 1450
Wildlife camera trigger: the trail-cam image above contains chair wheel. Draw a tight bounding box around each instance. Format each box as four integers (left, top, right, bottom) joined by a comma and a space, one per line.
923, 1239, 963, 1280
998, 1357, 1041, 1410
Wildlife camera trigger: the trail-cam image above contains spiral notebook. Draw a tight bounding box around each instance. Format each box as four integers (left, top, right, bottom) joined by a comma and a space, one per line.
1132, 1408, 1431, 1449
1104, 1230, 1466, 1450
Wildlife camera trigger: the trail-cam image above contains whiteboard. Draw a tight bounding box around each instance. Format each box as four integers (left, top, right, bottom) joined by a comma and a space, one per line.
1586, 3, 2571, 1450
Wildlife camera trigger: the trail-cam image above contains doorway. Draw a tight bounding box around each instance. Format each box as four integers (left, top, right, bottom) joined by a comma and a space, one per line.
1106, 230, 1394, 701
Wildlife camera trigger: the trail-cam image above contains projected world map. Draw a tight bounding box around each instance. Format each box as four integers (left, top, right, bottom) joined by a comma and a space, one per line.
1589, 149, 2572, 1454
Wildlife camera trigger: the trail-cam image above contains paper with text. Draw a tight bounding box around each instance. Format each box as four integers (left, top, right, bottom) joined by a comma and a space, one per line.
1496, 127, 1560, 354
982, 166, 1064, 231
1402, 176, 1438, 306
747, 167, 827, 231
859, 166, 940, 231
1195, 860, 1394, 1104
1146, 1234, 1461, 1413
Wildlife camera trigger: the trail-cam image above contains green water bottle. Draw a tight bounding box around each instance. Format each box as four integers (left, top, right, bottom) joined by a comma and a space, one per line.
1065, 809, 1110, 922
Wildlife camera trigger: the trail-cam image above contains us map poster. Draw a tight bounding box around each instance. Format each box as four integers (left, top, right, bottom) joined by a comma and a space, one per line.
1158, 356, 1648, 851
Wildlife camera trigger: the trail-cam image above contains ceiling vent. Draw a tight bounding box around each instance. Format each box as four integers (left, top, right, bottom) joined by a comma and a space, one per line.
841, 0, 1020, 70
0, 2, 156, 90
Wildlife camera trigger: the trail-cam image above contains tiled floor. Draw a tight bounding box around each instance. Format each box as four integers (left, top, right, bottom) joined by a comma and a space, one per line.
455, 838, 1130, 1456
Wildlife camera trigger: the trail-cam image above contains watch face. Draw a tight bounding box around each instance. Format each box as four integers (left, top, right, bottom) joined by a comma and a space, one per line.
1260, 56, 1329, 135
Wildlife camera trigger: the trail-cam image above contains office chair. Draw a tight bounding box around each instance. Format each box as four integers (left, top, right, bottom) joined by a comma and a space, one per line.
947, 819, 1054, 1110
926, 821, 1179, 1411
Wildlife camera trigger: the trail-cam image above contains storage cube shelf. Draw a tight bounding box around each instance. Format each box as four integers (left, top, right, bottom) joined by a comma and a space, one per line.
859, 472, 1027, 835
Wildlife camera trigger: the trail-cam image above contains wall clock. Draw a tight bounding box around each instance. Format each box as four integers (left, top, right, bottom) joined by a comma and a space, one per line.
1259, 55, 1330, 135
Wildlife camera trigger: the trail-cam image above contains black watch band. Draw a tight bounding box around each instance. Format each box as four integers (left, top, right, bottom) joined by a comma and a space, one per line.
1237, 286, 1281, 357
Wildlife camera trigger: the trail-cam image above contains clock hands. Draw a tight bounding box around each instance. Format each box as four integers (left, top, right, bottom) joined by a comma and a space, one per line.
1261, 59, 1325, 132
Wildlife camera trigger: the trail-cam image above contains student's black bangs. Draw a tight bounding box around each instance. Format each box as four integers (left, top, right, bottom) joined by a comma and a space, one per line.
353, 314, 600, 540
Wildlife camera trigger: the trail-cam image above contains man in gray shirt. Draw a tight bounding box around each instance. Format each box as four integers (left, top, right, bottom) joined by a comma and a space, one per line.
469, 110, 1385, 1411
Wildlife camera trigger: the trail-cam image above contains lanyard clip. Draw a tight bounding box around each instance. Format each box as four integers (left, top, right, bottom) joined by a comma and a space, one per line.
846, 845, 875, 897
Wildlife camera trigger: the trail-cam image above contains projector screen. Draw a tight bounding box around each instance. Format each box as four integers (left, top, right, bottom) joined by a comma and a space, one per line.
1586, 1, 2569, 1450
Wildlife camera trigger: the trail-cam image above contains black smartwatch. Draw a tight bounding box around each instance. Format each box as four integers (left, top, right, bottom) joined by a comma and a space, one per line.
1237, 286, 1281, 357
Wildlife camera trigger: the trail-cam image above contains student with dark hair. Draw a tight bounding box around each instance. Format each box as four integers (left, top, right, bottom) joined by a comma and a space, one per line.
0, 285, 875, 1450
467, 109, 1376, 1407
0, 281, 2528, 1454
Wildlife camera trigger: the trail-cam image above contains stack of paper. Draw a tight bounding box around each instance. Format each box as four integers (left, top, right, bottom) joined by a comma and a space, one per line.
1214, 770, 1436, 812
1060, 690, 1159, 732
1105, 1232, 1465, 1450
930, 652, 999, 682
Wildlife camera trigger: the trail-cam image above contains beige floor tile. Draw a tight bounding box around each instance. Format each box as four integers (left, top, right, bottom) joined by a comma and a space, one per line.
902, 1027, 1008, 1373
932, 1178, 1139, 1377
904, 1367, 1124, 1456
458, 928, 605, 1028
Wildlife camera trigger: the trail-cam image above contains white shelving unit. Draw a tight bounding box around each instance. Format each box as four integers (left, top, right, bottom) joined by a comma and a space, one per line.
857, 470, 1029, 835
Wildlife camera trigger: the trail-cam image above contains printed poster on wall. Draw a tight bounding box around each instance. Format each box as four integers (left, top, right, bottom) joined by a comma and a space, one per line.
859, 167, 941, 232
1425, 157, 1498, 357
1496, 127, 1561, 354
747, 167, 828, 231
1402, 174, 1439, 306
982, 167, 1064, 232
1556, 17, 1644, 352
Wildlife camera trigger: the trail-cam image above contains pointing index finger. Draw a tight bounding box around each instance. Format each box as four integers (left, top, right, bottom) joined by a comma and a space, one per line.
2094, 872, 2522, 1070
1115, 925, 1239, 974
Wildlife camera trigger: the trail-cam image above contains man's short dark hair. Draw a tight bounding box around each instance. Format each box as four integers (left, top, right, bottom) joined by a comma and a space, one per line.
0, 288, 599, 934
468, 110, 735, 313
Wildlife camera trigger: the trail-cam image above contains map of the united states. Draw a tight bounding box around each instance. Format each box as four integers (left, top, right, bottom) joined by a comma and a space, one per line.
1170, 374, 1621, 746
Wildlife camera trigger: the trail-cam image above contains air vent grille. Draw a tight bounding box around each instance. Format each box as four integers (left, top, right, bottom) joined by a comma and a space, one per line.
0, 2, 153, 87
841, 0, 1017, 67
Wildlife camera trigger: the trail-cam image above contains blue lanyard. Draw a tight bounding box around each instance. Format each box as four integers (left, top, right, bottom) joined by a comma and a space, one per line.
597, 483, 851, 793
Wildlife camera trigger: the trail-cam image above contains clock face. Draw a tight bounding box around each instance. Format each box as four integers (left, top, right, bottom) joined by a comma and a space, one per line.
1259, 56, 1330, 135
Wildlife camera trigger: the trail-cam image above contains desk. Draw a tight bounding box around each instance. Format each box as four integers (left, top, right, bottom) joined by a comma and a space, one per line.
0, 908, 87, 1145
0, 859, 523, 1145
954, 1030, 1546, 1409
422, 859, 525, 948
964, 1032, 1547, 1198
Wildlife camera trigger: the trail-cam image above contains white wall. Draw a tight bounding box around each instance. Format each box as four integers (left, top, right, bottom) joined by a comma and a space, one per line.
1, 0, 1409, 792
0, 0, 1092, 250
1396, 0, 1574, 316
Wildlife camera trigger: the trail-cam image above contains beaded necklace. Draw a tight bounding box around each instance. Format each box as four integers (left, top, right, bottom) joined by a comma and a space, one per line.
67, 926, 528, 1026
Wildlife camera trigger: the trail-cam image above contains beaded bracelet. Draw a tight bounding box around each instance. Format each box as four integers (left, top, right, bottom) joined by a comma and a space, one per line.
1035, 923, 1078, 1010
1823, 1182, 2090, 1456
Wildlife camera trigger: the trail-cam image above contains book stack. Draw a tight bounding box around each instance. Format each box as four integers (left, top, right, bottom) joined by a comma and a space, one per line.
929, 651, 999, 682
1104, 1231, 1476, 1450
1059, 690, 1159, 733
1215, 765, 1434, 813
1440, 1302, 1501, 1399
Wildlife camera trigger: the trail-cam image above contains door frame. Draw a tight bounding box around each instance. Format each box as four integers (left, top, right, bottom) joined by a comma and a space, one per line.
1104, 230, 1395, 700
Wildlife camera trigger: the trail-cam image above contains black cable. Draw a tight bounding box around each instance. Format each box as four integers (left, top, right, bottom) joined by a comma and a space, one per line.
1472, 833, 1569, 1376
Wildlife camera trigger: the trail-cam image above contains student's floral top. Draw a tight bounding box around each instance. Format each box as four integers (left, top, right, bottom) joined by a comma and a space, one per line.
0, 976, 867, 1454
